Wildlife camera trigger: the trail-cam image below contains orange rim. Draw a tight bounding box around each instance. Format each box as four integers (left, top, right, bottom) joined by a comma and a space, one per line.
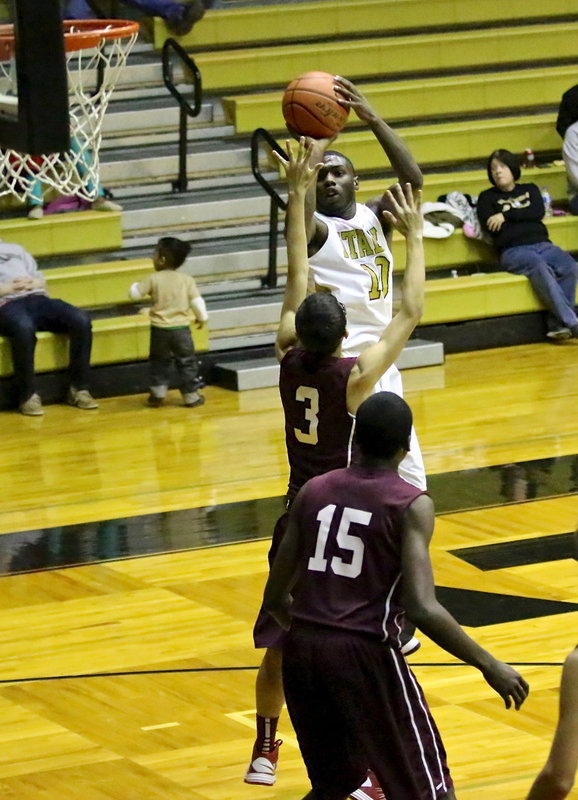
0, 19, 139, 57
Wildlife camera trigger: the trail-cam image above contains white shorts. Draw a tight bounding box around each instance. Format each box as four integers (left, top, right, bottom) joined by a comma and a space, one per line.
343, 353, 427, 491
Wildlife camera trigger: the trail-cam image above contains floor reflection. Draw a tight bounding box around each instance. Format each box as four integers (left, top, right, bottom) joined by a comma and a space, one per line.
0, 455, 576, 576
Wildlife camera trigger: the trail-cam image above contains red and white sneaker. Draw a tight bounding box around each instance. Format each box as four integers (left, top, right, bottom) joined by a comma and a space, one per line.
350, 770, 386, 800
244, 739, 282, 786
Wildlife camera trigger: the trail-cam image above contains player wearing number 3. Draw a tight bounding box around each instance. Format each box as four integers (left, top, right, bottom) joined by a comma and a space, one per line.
245, 137, 425, 795
263, 391, 529, 800
305, 75, 426, 492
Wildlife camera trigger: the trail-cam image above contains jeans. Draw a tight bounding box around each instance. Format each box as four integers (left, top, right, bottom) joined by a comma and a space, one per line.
500, 241, 578, 329
0, 294, 93, 402
149, 325, 201, 394
64, 0, 222, 20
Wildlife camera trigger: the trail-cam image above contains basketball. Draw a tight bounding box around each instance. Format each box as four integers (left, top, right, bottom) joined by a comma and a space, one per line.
282, 71, 349, 139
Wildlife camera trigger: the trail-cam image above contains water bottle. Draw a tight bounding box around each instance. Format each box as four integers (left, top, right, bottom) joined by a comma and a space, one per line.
541, 187, 553, 217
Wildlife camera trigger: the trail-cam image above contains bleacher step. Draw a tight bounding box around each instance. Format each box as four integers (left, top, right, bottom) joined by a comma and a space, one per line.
212, 339, 445, 391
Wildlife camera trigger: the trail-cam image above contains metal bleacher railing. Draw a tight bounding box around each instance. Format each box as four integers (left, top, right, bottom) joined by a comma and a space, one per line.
250, 127, 287, 290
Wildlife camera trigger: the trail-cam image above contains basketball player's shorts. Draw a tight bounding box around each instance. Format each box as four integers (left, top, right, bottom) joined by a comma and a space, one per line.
343, 346, 427, 491
283, 622, 453, 800
252, 509, 290, 650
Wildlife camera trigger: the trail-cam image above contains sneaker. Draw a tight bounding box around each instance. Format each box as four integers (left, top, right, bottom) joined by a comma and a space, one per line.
400, 636, 421, 656
147, 393, 165, 407
168, 1, 205, 35
570, 324, 578, 339
244, 739, 282, 786
183, 391, 205, 408
350, 770, 386, 800
19, 393, 44, 416
546, 326, 571, 340
92, 196, 122, 213
27, 205, 43, 220
67, 387, 99, 410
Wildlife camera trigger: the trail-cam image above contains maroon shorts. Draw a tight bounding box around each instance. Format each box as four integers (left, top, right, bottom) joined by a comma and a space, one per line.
252, 510, 290, 650
283, 622, 453, 800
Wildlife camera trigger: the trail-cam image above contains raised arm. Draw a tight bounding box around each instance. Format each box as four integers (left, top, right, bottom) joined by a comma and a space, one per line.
526, 647, 578, 800
346, 183, 425, 414
400, 495, 529, 710
334, 76, 423, 233
275, 138, 322, 361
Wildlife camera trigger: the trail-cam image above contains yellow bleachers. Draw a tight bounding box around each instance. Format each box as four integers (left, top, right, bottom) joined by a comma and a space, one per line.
311, 113, 559, 174
185, 22, 578, 92
223, 64, 578, 135
358, 164, 569, 207
0, 315, 209, 379
45, 260, 153, 308
0, 212, 122, 258
153, 0, 578, 50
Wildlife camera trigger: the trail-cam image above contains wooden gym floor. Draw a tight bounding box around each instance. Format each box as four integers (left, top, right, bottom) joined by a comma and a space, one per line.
0, 341, 576, 799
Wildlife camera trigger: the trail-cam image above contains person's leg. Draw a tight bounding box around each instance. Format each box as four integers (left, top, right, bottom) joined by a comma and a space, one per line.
124, 0, 205, 32
0, 298, 38, 405
500, 243, 578, 330
34, 297, 97, 407
171, 327, 204, 405
540, 243, 578, 322
63, 0, 97, 18
245, 648, 284, 785
148, 326, 172, 404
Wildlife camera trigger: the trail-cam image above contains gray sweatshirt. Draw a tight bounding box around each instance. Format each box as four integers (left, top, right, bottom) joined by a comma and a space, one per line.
0, 242, 47, 305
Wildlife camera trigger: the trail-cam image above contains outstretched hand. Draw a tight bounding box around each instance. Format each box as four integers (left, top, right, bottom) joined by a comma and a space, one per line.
483, 659, 530, 710
334, 75, 377, 123
273, 137, 323, 193
382, 184, 423, 238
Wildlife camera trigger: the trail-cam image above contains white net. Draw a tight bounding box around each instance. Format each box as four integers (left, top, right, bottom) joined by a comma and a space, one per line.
0, 21, 138, 203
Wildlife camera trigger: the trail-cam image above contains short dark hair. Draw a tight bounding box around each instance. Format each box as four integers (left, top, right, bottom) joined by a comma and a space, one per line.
157, 237, 191, 269
295, 293, 347, 355
487, 149, 521, 185
323, 150, 355, 173
354, 392, 413, 459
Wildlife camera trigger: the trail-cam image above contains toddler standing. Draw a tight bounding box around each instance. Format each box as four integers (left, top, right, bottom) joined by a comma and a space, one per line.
130, 237, 208, 407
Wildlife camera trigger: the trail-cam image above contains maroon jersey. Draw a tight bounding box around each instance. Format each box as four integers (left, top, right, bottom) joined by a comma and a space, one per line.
279, 347, 357, 499
290, 464, 426, 647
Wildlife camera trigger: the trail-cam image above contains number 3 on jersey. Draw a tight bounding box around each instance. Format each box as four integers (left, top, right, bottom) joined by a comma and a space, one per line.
308, 504, 371, 578
294, 385, 319, 445
361, 255, 390, 301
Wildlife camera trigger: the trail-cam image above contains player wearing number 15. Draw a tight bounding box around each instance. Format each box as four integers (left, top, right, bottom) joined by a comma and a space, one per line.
245, 138, 425, 791
263, 392, 530, 800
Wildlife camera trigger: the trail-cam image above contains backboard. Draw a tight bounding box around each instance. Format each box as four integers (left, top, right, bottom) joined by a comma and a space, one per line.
0, 0, 69, 154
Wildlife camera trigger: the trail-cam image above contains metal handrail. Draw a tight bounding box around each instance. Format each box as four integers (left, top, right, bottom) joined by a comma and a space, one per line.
162, 38, 203, 192
251, 128, 288, 289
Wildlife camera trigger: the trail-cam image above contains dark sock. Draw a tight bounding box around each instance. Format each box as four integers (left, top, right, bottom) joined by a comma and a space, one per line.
256, 714, 279, 752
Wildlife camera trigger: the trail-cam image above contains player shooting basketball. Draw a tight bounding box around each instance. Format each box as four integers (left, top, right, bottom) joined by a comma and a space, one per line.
304, 75, 427, 492
245, 137, 426, 797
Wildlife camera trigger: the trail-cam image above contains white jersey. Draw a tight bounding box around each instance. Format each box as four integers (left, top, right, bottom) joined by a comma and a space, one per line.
309, 203, 426, 490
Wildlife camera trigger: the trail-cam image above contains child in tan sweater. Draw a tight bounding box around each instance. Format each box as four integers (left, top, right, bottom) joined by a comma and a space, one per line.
130, 237, 208, 407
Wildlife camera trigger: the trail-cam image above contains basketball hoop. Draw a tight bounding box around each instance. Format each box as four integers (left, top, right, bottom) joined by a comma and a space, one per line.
0, 19, 139, 204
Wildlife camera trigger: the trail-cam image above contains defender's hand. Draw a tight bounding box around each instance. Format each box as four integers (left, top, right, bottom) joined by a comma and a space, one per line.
482, 659, 529, 710
382, 184, 423, 239
273, 137, 323, 192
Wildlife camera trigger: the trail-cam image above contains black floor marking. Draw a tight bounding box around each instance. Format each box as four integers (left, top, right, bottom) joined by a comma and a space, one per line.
0, 455, 576, 577
437, 586, 578, 627
451, 531, 577, 570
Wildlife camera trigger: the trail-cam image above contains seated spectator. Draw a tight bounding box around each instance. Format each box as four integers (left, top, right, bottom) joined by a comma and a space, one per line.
526, 644, 578, 800
129, 236, 208, 408
63, 0, 222, 36
0, 241, 98, 415
557, 84, 578, 215
477, 149, 578, 340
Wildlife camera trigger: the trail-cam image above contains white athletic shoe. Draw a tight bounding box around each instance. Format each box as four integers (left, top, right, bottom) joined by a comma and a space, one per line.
244, 739, 282, 786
